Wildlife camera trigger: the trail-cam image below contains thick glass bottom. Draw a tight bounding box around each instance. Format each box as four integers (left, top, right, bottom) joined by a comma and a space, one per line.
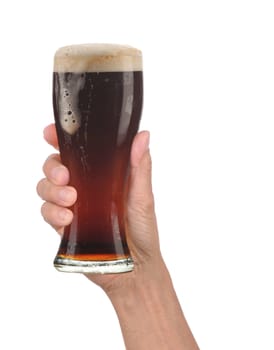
54, 256, 134, 274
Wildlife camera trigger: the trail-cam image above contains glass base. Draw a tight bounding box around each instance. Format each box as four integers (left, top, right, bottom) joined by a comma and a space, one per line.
54, 256, 134, 274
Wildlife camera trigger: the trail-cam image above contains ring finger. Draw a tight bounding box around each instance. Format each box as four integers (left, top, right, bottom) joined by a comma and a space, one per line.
41, 202, 73, 231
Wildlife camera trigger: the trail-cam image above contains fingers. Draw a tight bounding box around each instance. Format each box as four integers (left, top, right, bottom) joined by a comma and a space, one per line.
41, 202, 73, 233
37, 179, 77, 207
44, 123, 59, 150
38, 143, 76, 233
43, 154, 69, 186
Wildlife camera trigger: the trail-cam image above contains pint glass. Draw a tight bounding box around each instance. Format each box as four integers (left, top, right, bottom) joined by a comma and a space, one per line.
52, 44, 143, 273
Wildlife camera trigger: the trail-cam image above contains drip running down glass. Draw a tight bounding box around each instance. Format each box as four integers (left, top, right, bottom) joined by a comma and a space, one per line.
52, 44, 143, 273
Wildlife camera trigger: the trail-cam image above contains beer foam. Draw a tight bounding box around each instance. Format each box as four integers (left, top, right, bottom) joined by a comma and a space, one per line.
54, 43, 142, 72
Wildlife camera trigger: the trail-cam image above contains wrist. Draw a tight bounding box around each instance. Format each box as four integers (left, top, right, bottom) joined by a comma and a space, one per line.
105, 257, 199, 350
105, 255, 170, 302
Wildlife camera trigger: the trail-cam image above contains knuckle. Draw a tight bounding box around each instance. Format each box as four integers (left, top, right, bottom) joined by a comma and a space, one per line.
42, 153, 60, 174
37, 179, 56, 202
140, 197, 155, 214
129, 193, 155, 216
41, 202, 58, 226
36, 178, 46, 198
40, 202, 48, 220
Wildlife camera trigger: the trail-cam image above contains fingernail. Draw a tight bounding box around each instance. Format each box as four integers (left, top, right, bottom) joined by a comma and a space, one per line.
59, 209, 72, 222
58, 189, 75, 203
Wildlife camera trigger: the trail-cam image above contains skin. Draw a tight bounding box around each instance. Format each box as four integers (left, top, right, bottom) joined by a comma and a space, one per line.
37, 124, 199, 350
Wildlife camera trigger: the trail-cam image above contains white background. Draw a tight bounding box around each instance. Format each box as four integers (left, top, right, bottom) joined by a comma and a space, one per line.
0, 0, 273, 349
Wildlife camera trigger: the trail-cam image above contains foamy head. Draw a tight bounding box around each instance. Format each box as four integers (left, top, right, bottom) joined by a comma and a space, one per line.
54, 43, 142, 73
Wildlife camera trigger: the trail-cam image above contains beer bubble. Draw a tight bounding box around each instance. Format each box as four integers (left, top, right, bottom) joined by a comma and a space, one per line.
58, 75, 85, 135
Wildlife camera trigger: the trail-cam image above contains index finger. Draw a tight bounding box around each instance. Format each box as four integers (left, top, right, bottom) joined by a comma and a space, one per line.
43, 123, 59, 150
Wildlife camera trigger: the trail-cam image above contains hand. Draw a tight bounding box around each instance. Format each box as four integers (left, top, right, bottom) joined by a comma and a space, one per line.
37, 124, 165, 292
37, 124, 199, 349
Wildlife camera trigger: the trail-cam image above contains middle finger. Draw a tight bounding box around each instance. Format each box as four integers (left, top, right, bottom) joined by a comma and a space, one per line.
37, 178, 77, 207
43, 153, 70, 186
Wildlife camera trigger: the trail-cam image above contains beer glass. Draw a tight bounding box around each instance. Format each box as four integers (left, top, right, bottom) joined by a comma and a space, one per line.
52, 44, 143, 273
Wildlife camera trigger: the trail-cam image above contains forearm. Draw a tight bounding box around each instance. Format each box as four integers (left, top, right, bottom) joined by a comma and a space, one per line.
107, 261, 199, 350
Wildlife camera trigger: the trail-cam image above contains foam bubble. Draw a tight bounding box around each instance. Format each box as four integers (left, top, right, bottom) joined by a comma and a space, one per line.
54, 43, 142, 73
58, 74, 85, 134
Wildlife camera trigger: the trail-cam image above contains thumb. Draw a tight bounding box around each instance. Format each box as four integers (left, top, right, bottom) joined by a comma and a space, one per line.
126, 131, 160, 262
129, 131, 152, 203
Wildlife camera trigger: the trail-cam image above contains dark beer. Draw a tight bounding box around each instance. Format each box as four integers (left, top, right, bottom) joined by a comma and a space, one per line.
52, 44, 143, 273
